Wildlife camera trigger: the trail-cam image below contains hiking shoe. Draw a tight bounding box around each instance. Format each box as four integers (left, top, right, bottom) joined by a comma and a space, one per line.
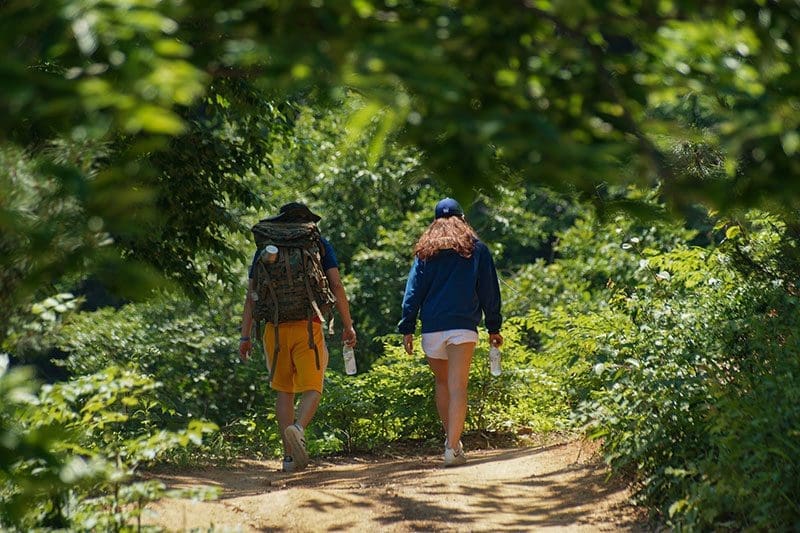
284, 424, 309, 470
282, 455, 296, 473
444, 441, 466, 467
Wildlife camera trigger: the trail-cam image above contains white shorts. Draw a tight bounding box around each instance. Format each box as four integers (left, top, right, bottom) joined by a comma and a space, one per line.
421, 329, 479, 360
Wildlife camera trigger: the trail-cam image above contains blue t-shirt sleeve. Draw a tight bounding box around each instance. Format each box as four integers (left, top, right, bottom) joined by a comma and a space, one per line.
321, 238, 338, 271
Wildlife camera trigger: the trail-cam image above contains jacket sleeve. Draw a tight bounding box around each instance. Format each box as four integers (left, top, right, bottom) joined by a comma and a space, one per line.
476, 243, 502, 334
397, 257, 429, 335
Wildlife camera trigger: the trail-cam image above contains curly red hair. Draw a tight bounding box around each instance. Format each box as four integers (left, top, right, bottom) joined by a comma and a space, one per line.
414, 216, 478, 260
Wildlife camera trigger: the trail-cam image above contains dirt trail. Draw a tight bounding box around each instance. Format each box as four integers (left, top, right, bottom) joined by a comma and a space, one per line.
144, 440, 645, 532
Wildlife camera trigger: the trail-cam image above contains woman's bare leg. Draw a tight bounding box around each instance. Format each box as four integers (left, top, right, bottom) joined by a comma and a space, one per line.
427, 357, 450, 435
443, 342, 475, 449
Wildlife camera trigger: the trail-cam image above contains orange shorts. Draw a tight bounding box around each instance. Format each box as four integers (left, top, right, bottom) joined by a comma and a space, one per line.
262, 320, 328, 393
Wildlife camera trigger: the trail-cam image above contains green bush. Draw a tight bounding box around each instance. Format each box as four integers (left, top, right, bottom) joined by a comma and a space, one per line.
315, 327, 569, 453
0, 361, 217, 531
57, 285, 565, 460
317, 348, 439, 453
57, 292, 269, 438
529, 206, 800, 529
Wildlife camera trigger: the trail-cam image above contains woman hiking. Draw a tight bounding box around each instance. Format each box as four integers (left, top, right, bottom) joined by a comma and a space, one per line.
397, 197, 503, 467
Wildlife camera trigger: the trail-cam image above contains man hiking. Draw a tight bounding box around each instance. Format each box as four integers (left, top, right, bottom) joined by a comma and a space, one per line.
239, 202, 357, 472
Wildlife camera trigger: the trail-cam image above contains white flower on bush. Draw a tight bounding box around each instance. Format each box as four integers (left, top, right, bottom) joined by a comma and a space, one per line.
656, 270, 671, 281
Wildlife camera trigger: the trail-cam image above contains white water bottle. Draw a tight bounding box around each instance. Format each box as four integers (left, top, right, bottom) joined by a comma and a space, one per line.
489, 345, 502, 377
343, 344, 357, 375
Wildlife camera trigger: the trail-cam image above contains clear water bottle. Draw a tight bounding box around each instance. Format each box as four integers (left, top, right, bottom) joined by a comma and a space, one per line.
343, 344, 357, 375
489, 345, 502, 377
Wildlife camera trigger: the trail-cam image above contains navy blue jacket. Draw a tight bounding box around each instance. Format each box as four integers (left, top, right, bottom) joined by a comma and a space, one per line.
397, 241, 502, 335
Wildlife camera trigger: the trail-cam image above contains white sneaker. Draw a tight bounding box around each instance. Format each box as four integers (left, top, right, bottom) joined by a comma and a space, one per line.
284, 424, 309, 470
443, 441, 466, 467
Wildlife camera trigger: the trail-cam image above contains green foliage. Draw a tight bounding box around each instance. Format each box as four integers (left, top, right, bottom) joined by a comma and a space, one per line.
0, 361, 217, 530
317, 346, 439, 453
0, 143, 153, 342
55, 276, 566, 458
316, 328, 568, 454
1, 66, 290, 317
56, 291, 269, 440
243, 102, 576, 363
527, 203, 800, 529
1, 0, 207, 143
132, 81, 295, 298
5, 4, 800, 529
6, 1, 800, 215
4, 1, 799, 335
0, 356, 75, 528
467, 324, 569, 434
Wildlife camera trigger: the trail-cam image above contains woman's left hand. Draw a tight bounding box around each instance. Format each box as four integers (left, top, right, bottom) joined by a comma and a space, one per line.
403, 334, 414, 355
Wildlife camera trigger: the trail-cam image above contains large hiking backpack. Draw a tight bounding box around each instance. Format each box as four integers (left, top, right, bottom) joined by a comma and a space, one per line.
251, 221, 336, 324
250, 220, 337, 373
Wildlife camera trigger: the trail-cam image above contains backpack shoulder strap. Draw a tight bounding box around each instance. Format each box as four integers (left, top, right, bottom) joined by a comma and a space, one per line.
301, 249, 326, 323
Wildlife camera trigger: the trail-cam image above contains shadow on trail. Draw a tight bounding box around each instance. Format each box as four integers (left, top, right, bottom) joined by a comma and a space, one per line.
452, 462, 638, 530
148, 441, 645, 531
151, 454, 441, 500
369, 445, 640, 531
153, 445, 543, 500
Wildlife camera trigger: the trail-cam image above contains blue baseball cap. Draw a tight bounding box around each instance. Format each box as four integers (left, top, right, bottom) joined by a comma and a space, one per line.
434, 197, 464, 219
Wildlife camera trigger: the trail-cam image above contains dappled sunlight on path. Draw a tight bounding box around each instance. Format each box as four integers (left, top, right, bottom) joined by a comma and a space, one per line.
145, 440, 645, 532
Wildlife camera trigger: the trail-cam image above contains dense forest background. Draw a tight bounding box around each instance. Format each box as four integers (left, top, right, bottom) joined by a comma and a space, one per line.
2, 1, 799, 530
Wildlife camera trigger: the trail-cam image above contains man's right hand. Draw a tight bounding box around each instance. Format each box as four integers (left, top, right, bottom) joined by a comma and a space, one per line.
343, 325, 357, 348
239, 339, 252, 362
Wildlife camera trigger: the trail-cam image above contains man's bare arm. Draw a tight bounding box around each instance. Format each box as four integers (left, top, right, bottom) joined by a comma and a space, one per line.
325, 267, 357, 347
